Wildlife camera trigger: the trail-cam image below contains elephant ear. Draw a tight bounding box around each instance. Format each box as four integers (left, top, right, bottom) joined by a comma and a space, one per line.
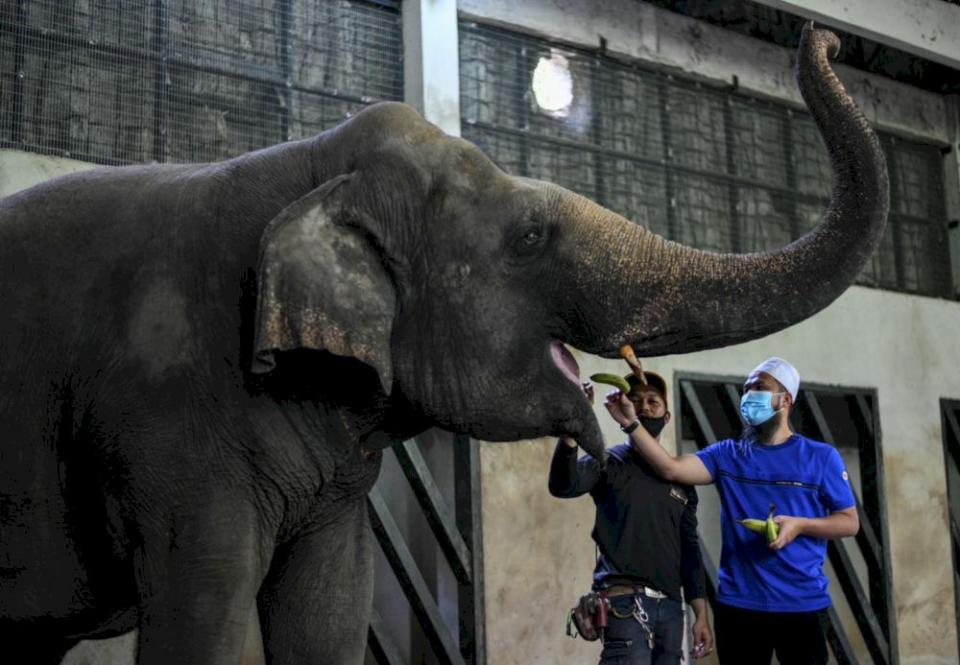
252, 173, 395, 393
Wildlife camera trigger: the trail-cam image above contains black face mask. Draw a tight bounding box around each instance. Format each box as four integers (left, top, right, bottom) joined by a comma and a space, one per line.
638, 415, 668, 439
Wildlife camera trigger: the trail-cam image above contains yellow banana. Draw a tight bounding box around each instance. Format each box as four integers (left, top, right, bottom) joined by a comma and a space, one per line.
765, 514, 779, 544
590, 373, 631, 394
737, 518, 767, 534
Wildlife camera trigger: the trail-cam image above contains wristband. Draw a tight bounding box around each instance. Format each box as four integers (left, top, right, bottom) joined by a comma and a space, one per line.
620, 420, 640, 434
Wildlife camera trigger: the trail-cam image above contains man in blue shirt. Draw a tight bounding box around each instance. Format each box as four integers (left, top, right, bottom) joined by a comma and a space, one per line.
603, 357, 858, 665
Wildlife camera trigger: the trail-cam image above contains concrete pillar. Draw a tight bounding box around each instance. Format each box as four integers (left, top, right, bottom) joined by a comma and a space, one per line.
403, 0, 461, 136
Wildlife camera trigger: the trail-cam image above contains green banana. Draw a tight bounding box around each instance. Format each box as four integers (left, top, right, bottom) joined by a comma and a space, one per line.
589, 373, 631, 394
737, 518, 767, 534
765, 515, 779, 544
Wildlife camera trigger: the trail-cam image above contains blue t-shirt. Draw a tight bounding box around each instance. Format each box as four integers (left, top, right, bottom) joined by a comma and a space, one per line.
695, 434, 855, 612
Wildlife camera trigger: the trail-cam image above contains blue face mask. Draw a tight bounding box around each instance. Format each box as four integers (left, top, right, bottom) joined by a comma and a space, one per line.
739, 390, 784, 426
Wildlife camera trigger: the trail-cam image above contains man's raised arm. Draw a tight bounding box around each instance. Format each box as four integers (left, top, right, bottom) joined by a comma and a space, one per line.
604, 392, 713, 486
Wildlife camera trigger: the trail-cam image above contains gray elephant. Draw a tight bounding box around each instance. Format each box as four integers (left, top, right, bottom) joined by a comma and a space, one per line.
0, 24, 886, 665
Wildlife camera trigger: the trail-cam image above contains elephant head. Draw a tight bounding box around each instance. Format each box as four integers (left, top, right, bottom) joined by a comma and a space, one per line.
251, 24, 888, 460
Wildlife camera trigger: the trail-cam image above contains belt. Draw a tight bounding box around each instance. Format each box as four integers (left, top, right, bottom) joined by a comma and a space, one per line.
600, 585, 668, 600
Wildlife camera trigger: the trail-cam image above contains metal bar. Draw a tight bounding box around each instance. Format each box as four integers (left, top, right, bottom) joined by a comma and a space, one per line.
828, 539, 890, 664
782, 109, 802, 240
884, 138, 908, 291
943, 400, 960, 662
589, 54, 607, 207
680, 380, 718, 446
368, 487, 467, 665
657, 77, 678, 240
825, 605, 858, 665
455, 434, 485, 665
152, 0, 169, 162
722, 97, 741, 253
368, 609, 406, 665
945, 403, 960, 469
394, 438, 473, 585
722, 382, 742, 425
10, 0, 26, 144
853, 494, 883, 580
803, 391, 835, 444
278, 0, 294, 141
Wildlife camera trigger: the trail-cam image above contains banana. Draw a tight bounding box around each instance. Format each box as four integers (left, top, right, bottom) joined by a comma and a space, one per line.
589, 373, 631, 394
765, 515, 779, 544
737, 518, 767, 534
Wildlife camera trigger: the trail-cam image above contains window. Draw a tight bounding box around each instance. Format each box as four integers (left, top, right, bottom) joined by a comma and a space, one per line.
459, 21, 953, 299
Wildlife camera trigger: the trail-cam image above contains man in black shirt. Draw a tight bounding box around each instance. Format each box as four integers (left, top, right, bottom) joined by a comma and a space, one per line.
549, 371, 713, 664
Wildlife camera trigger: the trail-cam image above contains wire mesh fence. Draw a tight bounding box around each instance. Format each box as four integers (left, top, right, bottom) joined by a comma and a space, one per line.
0, 0, 403, 165
460, 21, 954, 299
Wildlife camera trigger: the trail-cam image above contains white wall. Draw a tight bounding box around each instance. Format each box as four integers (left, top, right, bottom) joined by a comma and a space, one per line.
0, 150, 96, 197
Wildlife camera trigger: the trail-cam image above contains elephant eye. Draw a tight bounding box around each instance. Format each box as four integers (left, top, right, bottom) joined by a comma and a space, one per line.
521, 228, 542, 245
508, 221, 549, 263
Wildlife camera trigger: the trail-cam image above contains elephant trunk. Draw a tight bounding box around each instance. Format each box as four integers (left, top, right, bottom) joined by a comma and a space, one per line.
562, 23, 889, 358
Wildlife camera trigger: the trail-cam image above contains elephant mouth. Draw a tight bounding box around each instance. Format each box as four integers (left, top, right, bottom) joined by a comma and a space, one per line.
550, 341, 581, 385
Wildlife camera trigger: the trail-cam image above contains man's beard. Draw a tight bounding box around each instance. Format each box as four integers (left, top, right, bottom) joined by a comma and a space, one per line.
741, 412, 783, 445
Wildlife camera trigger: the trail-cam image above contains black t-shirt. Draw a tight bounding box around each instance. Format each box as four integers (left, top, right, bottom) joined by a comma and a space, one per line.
548, 441, 705, 602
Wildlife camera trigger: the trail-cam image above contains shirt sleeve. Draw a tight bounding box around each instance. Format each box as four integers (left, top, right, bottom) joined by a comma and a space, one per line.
820, 447, 856, 511
547, 440, 602, 498
680, 486, 705, 601
694, 441, 724, 481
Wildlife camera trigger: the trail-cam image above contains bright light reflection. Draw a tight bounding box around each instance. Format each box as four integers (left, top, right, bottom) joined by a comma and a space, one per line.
532, 52, 573, 116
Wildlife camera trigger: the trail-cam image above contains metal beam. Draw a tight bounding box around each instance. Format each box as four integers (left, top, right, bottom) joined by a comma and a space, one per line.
826, 605, 858, 665
828, 539, 890, 664
368, 487, 467, 665
368, 610, 406, 665
751, 0, 960, 70
680, 381, 718, 446
394, 438, 473, 586
455, 435, 486, 665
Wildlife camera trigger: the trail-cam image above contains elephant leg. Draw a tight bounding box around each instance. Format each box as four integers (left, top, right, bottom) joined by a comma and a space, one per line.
133, 497, 270, 665
257, 498, 374, 665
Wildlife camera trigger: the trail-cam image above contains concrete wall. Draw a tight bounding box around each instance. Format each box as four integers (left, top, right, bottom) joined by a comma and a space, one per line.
464, 2, 960, 665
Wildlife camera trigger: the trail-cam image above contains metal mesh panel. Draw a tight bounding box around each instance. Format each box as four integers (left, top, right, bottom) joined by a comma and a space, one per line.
0, 0, 402, 165
459, 21, 953, 299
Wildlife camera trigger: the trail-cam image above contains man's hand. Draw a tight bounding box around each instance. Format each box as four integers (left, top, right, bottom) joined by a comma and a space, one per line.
690, 600, 714, 659
603, 391, 637, 428
769, 515, 807, 550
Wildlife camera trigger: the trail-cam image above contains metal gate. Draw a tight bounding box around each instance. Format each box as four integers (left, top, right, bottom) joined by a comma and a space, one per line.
677, 375, 898, 665
941, 399, 960, 662
367, 433, 485, 665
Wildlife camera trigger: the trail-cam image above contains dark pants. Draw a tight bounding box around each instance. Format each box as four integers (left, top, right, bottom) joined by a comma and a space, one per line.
713, 601, 829, 665
599, 594, 684, 665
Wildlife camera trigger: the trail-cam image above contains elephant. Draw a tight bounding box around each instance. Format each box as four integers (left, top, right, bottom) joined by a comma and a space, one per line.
0, 23, 886, 665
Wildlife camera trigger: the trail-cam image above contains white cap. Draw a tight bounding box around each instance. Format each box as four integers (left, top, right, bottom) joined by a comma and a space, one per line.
750, 357, 800, 400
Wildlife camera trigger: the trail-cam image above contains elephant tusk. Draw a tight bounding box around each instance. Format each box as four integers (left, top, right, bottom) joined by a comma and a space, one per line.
619, 344, 646, 385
